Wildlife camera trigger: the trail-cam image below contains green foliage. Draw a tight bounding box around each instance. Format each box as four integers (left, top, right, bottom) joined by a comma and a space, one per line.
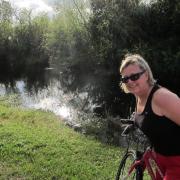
0, 100, 123, 179
0, 4, 50, 79
14, 11, 50, 66
0, 0, 13, 46
0, 0, 13, 23
47, 0, 91, 67
89, 0, 144, 62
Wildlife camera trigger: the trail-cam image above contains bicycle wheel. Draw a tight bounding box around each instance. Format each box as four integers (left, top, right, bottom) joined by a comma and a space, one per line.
115, 150, 137, 180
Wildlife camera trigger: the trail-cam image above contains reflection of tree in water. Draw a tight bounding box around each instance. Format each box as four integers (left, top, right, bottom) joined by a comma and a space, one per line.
0, 74, 16, 94
24, 67, 49, 93
0, 65, 48, 94
58, 64, 136, 118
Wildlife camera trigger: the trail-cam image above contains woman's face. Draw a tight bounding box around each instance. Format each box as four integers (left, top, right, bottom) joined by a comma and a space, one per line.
121, 64, 148, 96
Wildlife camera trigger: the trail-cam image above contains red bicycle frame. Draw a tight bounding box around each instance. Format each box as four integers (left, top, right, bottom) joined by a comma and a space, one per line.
128, 149, 164, 180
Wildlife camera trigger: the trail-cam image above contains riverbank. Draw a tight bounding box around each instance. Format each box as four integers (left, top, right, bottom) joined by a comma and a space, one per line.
0, 96, 123, 179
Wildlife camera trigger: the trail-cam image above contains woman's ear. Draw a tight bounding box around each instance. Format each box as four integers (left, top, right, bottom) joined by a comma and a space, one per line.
145, 71, 149, 81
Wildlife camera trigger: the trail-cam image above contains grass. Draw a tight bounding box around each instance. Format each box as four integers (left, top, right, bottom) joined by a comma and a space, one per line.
0, 96, 123, 180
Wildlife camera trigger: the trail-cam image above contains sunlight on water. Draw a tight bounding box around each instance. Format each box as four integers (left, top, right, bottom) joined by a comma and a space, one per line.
0, 79, 101, 131
0, 84, 5, 95
58, 106, 70, 118
30, 97, 71, 119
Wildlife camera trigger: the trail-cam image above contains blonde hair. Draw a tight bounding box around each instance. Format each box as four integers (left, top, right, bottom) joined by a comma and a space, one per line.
120, 54, 156, 93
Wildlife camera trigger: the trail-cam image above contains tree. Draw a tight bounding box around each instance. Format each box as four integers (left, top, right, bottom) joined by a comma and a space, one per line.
0, 0, 14, 76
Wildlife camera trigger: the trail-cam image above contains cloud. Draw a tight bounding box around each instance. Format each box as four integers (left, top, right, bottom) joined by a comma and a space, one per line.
8, 0, 54, 16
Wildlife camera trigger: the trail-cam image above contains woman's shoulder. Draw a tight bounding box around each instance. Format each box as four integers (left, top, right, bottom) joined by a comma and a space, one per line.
153, 85, 180, 125
153, 85, 179, 108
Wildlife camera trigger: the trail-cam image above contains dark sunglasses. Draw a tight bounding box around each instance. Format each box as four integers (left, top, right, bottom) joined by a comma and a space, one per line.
121, 70, 145, 84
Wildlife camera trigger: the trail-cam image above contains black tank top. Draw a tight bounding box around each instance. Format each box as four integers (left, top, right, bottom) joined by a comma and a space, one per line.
137, 84, 180, 156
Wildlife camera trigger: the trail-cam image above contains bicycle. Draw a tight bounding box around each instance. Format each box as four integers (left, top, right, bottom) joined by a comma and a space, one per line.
115, 114, 164, 180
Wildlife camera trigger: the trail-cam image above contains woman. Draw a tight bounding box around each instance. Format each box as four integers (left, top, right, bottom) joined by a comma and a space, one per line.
119, 54, 180, 180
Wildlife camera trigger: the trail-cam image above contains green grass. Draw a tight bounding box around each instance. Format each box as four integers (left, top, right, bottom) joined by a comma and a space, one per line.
0, 97, 123, 180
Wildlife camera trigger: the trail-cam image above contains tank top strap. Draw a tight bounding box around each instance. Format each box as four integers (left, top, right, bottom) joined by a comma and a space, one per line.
143, 84, 160, 114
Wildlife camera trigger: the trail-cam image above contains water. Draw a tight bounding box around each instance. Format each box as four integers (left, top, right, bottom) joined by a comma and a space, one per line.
0, 76, 126, 146
0, 78, 98, 128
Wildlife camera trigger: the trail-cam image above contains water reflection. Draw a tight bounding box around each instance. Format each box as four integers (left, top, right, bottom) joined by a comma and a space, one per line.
0, 80, 25, 95
0, 77, 96, 128
0, 69, 130, 146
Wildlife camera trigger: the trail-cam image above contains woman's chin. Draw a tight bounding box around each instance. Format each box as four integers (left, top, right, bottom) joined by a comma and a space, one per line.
129, 88, 140, 95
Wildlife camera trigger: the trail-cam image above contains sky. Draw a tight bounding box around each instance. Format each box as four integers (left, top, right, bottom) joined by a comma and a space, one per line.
6, 0, 150, 17
7, 0, 55, 16
6, 0, 90, 18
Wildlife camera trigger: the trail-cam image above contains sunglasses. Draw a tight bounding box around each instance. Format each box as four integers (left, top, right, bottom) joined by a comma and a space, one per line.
121, 70, 145, 84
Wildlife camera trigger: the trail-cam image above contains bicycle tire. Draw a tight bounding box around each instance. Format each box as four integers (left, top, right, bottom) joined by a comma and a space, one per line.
115, 150, 138, 180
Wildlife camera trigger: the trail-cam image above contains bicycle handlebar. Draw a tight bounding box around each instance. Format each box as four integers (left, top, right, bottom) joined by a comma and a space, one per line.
120, 119, 134, 125
121, 124, 134, 136
120, 117, 137, 136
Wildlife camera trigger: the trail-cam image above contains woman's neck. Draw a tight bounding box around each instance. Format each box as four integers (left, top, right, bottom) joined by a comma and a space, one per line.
137, 85, 153, 104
